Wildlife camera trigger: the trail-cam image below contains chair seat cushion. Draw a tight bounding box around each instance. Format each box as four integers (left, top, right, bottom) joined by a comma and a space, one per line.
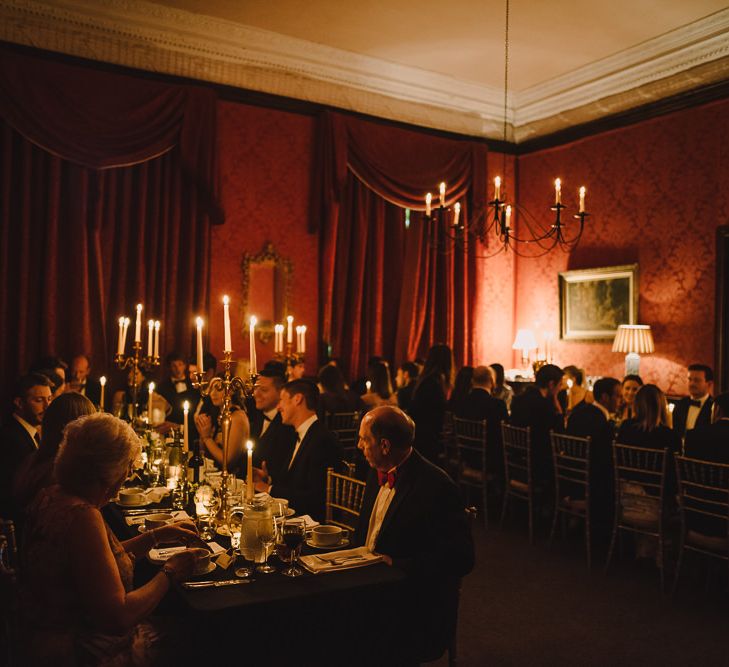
509, 479, 528, 493
621, 509, 659, 529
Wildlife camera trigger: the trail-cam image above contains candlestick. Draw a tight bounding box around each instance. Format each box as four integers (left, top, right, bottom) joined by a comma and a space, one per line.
117, 317, 125, 355
223, 295, 232, 353
300, 325, 306, 354
154, 321, 160, 358
287, 315, 293, 344
249, 316, 257, 376
439, 182, 446, 207
425, 192, 432, 217
183, 401, 189, 453
148, 381, 155, 423
494, 176, 501, 200
554, 178, 562, 205
453, 202, 461, 227
134, 304, 143, 343
121, 317, 130, 353
505, 205, 512, 228
246, 440, 254, 501
579, 186, 586, 213
196, 317, 204, 372
147, 319, 154, 357
99, 376, 106, 411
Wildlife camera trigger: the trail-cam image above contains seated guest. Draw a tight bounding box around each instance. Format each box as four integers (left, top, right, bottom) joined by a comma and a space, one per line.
250, 367, 296, 483
563, 365, 592, 413
409, 344, 453, 462
157, 351, 199, 427
351, 356, 384, 396
395, 361, 419, 413
289, 360, 306, 380
567, 377, 622, 534
29, 355, 68, 387
317, 364, 361, 416
0, 373, 52, 517
194, 374, 250, 473
68, 354, 102, 407
21, 413, 202, 665
112, 367, 151, 421
490, 362, 513, 412
684, 392, 729, 463
616, 374, 643, 424
617, 384, 681, 453
446, 366, 474, 416
455, 365, 509, 475
355, 406, 474, 663
13, 392, 96, 522
253, 380, 341, 520
510, 364, 565, 482
672, 363, 714, 438
361, 360, 398, 410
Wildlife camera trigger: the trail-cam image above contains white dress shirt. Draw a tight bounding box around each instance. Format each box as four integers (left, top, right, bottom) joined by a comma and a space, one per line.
260, 408, 279, 437
686, 394, 710, 431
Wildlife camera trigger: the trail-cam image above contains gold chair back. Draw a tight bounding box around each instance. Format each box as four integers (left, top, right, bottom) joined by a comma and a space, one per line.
325, 466, 367, 532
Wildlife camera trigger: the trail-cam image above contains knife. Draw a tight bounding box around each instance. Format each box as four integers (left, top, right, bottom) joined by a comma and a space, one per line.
183, 579, 251, 589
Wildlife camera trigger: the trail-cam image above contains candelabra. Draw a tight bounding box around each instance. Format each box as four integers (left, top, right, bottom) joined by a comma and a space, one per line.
272, 321, 306, 377
114, 341, 160, 425
192, 351, 256, 521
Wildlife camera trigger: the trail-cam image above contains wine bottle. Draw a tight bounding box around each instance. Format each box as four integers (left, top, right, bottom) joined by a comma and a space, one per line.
188, 438, 204, 485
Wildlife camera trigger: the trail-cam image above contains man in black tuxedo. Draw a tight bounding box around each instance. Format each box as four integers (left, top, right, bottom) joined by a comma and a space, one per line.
672, 363, 714, 438
567, 376, 622, 535
254, 380, 341, 520
354, 406, 474, 663
250, 367, 296, 483
395, 361, 419, 413
68, 354, 102, 407
685, 392, 729, 463
0, 373, 52, 517
157, 351, 199, 426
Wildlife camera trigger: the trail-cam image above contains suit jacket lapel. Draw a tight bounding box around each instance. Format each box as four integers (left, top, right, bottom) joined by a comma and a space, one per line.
289, 419, 318, 472
376, 451, 419, 543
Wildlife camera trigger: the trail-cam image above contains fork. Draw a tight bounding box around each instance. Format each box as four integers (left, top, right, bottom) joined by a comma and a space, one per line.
314, 555, 366, 566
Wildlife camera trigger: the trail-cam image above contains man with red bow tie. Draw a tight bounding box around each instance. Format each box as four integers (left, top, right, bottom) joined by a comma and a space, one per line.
355, 406, 474, 663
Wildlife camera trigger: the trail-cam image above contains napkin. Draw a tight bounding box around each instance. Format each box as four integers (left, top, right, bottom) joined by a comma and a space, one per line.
299, 547, 383, 574
125, 510, 192, 526
296, 515, 320, 530
148, 541, 224, 563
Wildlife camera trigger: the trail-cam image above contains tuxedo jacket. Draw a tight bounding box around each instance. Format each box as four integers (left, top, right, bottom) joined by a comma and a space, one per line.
251, 411, 296, 484
80, 378, 102, 407
684, 420, 729, 464
0, 417, 37, 517
270, 418, 341, 521
455, 388, 509, 473
673, 396, 714, 438
354, 450, 474, 662
157, 377, 199, 424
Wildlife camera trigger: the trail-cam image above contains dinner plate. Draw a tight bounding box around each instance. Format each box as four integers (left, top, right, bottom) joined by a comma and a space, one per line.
190, 562, 216, 576
116, 499, 153, 508
305, 538, 350, 550
276, 508, 295, 518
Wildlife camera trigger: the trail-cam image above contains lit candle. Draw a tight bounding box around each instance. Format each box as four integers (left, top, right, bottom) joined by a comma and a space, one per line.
223, 295, 232, 353
147, 319, 154, 357
554, 178, 562, 205
579, 186, 586, 213
276, 324, 284, 353
117, 317, 125, 355
505, 205, 512, 228
366, 380, 372, 393
121, 317, 130, 354
494, 176, 501, 200
301, 325, 306, 354
453, 202, 461, 227
99, 376, 106, 411
153, 321, 160, 358
249, 316, 257, 375
183, 401, 189, 453
287, 315, 293, 344
246, 440, 254, 501
439, 182, 446, 207
134, 304, 143, 343
425, 192, 432, 217
295, 326, 301, 353
148, 381, 155, 422
196, 317, 204, 373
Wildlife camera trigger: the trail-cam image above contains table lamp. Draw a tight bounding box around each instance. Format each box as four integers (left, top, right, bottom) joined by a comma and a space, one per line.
612, 324, 654, 375
512, 328, 538, 370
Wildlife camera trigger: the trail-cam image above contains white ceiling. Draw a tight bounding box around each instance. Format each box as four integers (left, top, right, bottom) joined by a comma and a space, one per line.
1, 0, 728, 141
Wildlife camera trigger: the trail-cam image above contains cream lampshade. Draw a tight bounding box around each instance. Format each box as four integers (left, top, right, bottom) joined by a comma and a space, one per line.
512, 328, 538, 369
612, 324, 654, 375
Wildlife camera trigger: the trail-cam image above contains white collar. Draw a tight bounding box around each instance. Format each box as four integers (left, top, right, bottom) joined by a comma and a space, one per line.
264, 407, 279, 421
295, 414, 318, 442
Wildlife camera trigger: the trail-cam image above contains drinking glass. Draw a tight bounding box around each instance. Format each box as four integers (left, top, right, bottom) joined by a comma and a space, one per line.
281, 518, 306, 577
194, 485, 218, 541
256, 515, 277, 574
229, 508, 254, 578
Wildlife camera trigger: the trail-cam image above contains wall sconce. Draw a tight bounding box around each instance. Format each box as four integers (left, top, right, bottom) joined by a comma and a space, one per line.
612, 324, 654, 375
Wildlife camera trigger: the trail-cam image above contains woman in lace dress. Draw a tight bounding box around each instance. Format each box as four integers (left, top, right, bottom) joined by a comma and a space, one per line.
21, 412, 202, 666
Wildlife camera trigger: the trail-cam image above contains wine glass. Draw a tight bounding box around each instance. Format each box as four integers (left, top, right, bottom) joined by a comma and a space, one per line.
256, 515, 277, 574
229, 509, 254, 578
195, 485, 218, 541
281, 518, 306, 577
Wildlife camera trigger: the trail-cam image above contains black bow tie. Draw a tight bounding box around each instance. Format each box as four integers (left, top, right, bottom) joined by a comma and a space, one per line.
688, 399, 702, 408
263, 414, 272, 422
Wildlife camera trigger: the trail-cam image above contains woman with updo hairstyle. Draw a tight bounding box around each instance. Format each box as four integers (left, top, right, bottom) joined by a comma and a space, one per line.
21, 413, 203, 665
12, 392, 96, 521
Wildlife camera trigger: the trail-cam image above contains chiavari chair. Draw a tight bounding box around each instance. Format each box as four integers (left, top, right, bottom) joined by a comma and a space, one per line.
453, 417, 491, 528
325, 466, 367, 532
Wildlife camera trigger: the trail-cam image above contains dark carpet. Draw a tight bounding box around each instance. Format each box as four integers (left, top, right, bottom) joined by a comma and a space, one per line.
432, 517, 729, 666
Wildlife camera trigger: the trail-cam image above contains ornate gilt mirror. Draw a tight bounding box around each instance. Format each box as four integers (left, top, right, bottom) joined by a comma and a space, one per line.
241, 242, 292, 342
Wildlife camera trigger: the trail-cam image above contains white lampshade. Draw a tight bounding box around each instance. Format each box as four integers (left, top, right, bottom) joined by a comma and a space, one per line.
512, 328, 538, 352
612, 325, 654, 354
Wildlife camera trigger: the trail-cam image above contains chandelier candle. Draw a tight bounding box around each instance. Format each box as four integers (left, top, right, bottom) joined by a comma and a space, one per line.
183, 401, 189, 453
579, 187, 586, 213
196, 317, 204, 372
439, 182, 446, 207
494, 176, 501, 201
287, 315, 293, 344
134, 304, 143, 343
223, 295, 232, 353
153, 321, 160, 359
425, 192, 432, 217
246, 440, 254, 501
99, 376, 106, 411
555, 179, 562, 205
249, 316, 257, 375
148, 382, 155, 423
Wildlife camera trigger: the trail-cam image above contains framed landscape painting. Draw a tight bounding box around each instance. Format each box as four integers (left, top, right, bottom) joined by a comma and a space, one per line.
559, 264, 638, 340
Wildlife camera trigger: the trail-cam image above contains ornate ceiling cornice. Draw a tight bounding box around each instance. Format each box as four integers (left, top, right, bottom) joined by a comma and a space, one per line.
1, 0, 727, 141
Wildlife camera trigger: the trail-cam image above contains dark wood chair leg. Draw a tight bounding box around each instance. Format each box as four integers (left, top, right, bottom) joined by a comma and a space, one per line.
605, 521, 618, 575
499, 491, 509, 530
549, 501, 559, 545
482, 482, 488, 530
528, 493, 534, 545
671, 543, 685, 598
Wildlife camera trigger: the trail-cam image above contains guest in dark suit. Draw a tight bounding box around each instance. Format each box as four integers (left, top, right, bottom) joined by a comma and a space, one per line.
250, 367, 296, 483
316, 364, 361, 417
395, 361, 419, 413
685, 392, 729, 464
409, 344, 453, 463
254, 380, 341, 520
0, 373, 52, 517
157, 351, 199, 426
672, 363, 714, 438
446, 366, 474, 416
68, 354, 103, 407
354, 406, 474, 663
455, 365, 509, 475
567, 377, 622, 533
510, 364, 565, 482
617, 384, 681, 453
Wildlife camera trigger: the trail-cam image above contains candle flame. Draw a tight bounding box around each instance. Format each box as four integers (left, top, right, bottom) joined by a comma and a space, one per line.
494, 176, 501, 188
439, 182, 446, 194
579, 186, 586, 196
196, 316, 203, 327
301, 325, 307, 333
147, 319, 154, 327
99, 376, 106, 386
148, 381, 155, 392
287, 315, 293, 323
136, 304, 142, 311
183, 400, 189, 411
246, 440, 253, 452
250, 315, 257, 327
118, 316, 125, 326
154, 320, 160, 330
124, 317, 130, 326
223, 295, 229, 305
555, 178, 561, 190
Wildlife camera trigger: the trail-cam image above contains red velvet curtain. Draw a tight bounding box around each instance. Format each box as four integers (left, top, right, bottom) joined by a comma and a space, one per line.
315, 112, 486, 378
0, 49, 219, 400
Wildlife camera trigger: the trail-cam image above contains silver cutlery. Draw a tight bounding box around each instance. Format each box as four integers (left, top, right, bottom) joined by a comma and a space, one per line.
314, 555, 366, 566
182, 579, 251, 589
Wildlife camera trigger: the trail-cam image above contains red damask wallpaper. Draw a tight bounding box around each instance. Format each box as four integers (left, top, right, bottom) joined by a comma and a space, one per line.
211, 102, 318, 374
514, 97, 729, 394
